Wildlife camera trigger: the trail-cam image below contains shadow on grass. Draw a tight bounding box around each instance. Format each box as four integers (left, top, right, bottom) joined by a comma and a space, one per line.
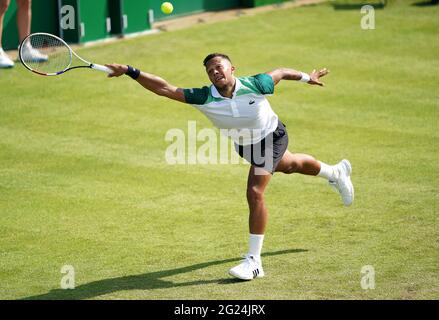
412, 0, 438, 6
22, 249, 307, 300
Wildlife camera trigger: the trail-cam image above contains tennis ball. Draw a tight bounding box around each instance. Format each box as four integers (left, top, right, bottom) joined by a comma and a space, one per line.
161, 2, 173, 15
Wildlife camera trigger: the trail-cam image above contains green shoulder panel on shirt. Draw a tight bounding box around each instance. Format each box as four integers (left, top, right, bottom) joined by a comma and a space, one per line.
252, 73, 275, 95
183, 86, 210, 105
238, 74, 274, 96
238, 76, 261, 95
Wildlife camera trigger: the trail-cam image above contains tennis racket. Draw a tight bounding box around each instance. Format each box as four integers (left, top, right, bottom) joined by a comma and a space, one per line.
19, 32, 113, 76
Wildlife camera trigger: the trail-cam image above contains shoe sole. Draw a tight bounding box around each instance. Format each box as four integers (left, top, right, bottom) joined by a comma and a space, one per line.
342, 159, 352, 175
341, 159, 354, 206
228, 270, 265, 281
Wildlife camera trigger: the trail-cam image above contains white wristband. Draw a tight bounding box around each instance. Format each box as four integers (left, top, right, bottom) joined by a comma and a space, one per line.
299, 72, 310, 83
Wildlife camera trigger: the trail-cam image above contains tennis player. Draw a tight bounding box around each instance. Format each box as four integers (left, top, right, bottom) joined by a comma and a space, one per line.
106, 54, 354, 281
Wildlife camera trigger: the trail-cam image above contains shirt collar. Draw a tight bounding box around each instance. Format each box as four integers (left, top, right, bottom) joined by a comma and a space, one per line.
211, 77, 241, 99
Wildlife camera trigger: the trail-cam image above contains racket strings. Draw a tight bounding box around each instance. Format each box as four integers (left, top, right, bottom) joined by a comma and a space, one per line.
21, 34, 72, 75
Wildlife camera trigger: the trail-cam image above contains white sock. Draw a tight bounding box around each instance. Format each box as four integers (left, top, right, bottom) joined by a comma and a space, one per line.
317, 161, 337, 181
248, 234, 264, 262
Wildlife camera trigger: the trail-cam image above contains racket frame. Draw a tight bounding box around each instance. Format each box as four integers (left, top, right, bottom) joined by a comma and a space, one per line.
19, 32, 112, 76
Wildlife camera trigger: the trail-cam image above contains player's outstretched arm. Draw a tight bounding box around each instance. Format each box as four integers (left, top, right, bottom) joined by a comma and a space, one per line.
267, 68, 329, 86
106, 63, 186, 103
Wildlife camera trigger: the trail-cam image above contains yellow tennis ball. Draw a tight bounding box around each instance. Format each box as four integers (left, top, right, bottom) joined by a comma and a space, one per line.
161, 2, 173, 15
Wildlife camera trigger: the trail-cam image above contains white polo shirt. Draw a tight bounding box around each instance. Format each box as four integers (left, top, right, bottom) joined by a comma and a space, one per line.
183, 74, 279, 146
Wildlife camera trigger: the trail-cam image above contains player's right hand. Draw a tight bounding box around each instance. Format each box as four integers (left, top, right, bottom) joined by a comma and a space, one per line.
105, 63, 129, 77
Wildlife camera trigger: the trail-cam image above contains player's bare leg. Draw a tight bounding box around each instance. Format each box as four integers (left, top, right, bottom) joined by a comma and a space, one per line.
16, 0, 31, 42
0, 0, 10, 44
275, 150, 320, 175
229, 165, 271, 280
247, 165, 272, 235
0, 0, 14, 68
275, 150, 354, 206
15, 1, 48, 62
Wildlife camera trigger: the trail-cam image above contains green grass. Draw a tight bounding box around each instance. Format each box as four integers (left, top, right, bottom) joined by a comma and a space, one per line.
1, 0, 438, 299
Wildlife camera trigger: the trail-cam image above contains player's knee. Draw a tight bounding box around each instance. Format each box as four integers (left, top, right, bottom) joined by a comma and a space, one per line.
247, 186, 264, 203
283, 162, 299, 174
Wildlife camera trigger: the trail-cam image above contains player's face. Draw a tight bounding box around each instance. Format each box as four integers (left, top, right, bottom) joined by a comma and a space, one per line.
205, 57, 235, 88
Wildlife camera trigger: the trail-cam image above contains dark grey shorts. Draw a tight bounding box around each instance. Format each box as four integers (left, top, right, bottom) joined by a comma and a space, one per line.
234, 120, 289, 174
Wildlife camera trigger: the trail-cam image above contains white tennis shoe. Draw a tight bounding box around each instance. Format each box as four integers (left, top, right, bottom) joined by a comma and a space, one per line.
229, 254, 264, 280
0, 48, 14, 68
20, 42, 48, 62
329, 159, 354, 206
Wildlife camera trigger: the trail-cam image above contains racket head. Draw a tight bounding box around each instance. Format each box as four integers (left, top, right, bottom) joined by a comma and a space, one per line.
19, 33, 73, 76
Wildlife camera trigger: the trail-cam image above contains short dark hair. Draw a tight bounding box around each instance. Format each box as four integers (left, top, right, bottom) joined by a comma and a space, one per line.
203, 53, 232, 67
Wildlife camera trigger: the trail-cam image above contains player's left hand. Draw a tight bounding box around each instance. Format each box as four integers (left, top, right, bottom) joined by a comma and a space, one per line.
308, 68, 329, 86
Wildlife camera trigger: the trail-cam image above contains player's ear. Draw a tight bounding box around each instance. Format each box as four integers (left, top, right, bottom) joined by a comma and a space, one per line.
231, 65, 236, 73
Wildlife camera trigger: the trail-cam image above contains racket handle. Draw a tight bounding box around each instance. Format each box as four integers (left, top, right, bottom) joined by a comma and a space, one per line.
90, 63, 113, 74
